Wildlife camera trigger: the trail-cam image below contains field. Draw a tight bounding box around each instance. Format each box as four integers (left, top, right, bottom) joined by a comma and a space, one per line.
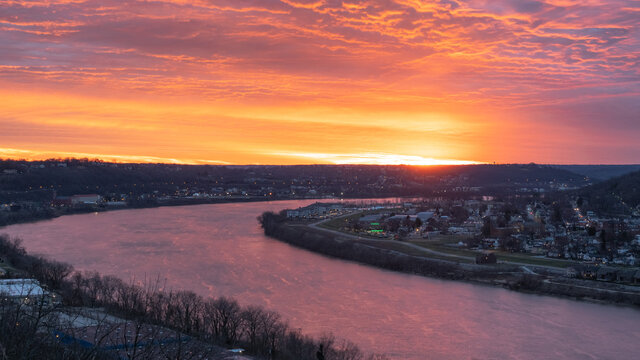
408, 236, 577, 268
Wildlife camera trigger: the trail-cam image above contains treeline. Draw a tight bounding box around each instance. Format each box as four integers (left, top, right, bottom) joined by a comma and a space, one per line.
576, 170, 640, 215
0, 235, 387, 360
0, 237, 73, 289
60, 273, 381, 360
1, 159, 594, 204
0, 206, 57, 227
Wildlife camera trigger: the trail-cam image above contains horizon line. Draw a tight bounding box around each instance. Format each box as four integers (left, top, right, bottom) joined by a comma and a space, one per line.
2, 157, 640, 167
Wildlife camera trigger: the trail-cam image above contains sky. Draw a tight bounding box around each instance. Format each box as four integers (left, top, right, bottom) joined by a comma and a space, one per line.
1, 0, 639, 165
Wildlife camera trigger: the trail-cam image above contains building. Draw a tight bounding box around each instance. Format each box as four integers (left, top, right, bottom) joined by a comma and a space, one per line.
52, 196, 72, 207
54, 319, 237, 359
71, 194, 102, 205
416, 211, 434, 222
0, 278, 55, 305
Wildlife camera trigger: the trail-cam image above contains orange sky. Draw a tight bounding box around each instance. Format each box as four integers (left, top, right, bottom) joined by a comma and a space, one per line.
1, 0, 639, 164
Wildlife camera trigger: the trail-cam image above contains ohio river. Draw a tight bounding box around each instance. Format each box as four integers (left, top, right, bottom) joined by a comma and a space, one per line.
2, 200, 640, 359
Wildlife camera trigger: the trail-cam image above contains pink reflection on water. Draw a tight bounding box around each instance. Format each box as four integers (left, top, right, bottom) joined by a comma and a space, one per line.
2, 200, 640, 359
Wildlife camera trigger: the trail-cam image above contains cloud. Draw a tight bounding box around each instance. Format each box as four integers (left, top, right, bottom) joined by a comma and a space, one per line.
0, 0, 639, 163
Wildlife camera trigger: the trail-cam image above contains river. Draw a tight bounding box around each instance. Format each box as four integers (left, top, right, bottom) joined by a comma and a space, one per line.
2, 200, 639, 359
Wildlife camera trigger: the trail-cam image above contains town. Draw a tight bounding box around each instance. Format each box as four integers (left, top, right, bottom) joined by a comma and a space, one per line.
280, 194, 640, 285
0, 159, 630, 226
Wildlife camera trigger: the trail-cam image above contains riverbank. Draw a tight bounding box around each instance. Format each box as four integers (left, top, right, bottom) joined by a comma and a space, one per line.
0, 234, 385, 360
0, 195, 319, 228
259, 212, 640, 307
1, 194, 436, 229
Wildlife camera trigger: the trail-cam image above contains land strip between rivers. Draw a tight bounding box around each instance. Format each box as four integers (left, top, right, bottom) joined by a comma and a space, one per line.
259, 212, 640, 307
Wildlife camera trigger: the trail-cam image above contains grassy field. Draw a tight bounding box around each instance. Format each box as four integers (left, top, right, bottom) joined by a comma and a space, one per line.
317, 213, 361, 230
317, 212, 392, 240
407, 240, 576, 268
357, 240, 474, 263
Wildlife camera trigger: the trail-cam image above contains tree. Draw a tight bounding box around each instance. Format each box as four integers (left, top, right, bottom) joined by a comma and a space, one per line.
451, 206, 469, 223
316, 344, 325, 360
481, 218, 491, 237
600, 229, 607, 253
204, 297, 242, 345
552, 203, 563, 224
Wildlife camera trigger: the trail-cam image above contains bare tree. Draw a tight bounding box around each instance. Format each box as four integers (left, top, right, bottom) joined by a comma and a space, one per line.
203, 296, 242, 345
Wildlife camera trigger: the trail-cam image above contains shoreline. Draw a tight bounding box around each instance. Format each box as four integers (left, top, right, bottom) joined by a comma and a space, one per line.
0, 196, 323, 228
0, 233, 381, 360
259, 212, 640, 308
4, 200, 639, 309
0, 194, 429, 229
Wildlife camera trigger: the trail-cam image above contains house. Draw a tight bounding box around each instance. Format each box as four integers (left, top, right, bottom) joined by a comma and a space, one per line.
616, 269, 639, 284
416, 211, 434, 222
596, 267, 617, 282
286, 210, 300, 218
625, 254, 636, 266
52, 196, 72, 207
576, 265, 599, 279
482, 238, 500, 249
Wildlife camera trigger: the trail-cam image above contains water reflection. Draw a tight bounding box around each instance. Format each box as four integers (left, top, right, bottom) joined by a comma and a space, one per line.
2, 200, 640, 359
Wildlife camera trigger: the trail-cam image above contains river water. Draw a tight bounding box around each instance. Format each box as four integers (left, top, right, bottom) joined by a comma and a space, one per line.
2, 200, 639, 359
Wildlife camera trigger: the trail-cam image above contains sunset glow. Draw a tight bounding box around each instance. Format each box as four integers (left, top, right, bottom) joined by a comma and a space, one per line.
1, 0, 639, 164
272, 152, 482, 165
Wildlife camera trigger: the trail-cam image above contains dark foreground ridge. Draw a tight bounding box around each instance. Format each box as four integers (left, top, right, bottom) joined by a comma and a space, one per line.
259, 212, 640, 307
0, 234, 387, 360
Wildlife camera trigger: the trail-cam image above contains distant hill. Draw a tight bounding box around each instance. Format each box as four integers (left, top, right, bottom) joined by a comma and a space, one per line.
450, 164, 586, 187
0, 160, 592, 204
576, 170, 640, 215
551, 165, 640, 182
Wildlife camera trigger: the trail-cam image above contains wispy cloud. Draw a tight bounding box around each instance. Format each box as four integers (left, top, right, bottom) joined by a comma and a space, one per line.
1, 0, 639, 163
0, 147, 231, 164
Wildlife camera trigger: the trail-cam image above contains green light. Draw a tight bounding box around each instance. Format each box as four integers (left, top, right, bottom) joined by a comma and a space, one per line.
370, 230, 384, 232
370, 222, 380, 226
